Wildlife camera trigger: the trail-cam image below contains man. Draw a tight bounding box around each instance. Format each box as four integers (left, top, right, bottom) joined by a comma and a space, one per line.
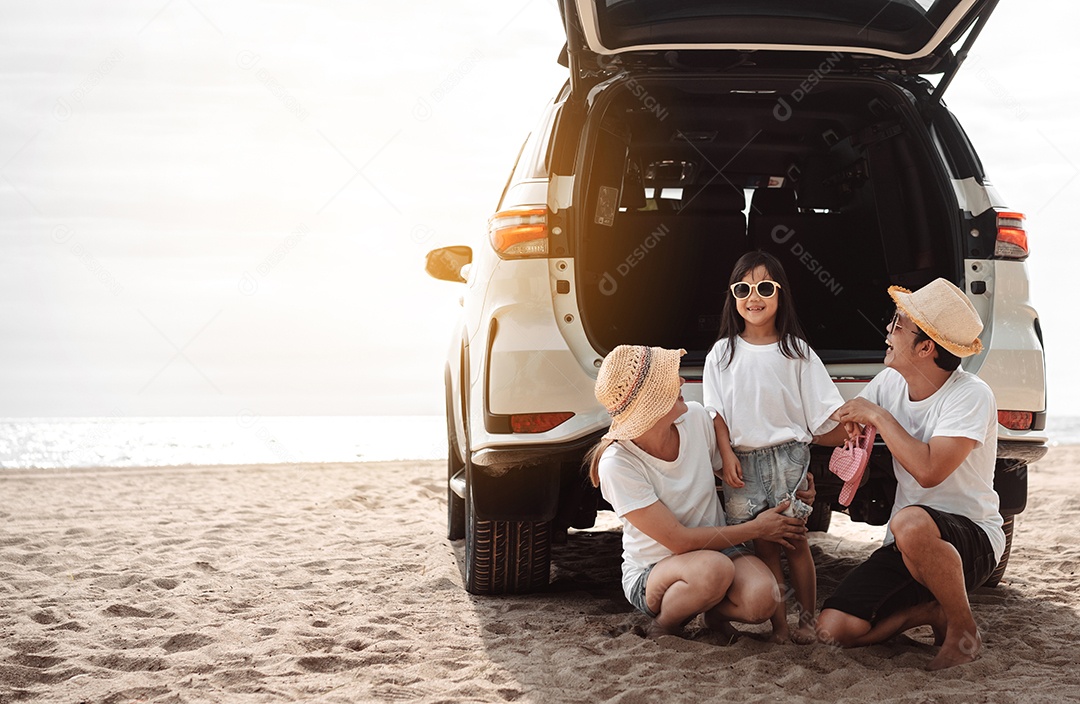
817, 279, 1004, 670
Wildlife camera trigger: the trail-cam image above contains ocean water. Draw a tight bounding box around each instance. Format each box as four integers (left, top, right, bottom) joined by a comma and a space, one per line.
1046, 415, 1080, 447
0, 416, 446, 471
1, 414, 1077, 472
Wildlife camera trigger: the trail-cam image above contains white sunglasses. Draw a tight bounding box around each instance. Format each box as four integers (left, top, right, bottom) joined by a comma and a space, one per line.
730, 280, 781, 300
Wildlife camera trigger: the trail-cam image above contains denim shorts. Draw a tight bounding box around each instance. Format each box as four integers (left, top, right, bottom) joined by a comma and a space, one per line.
628, 545, 753, 618
724, 441, 811, 526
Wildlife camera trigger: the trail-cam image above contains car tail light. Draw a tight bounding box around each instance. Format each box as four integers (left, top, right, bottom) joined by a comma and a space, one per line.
510, 412, 574, 433
998, 410, 1034, 430
994, 211, 1028, 259
489, 207, 548, 258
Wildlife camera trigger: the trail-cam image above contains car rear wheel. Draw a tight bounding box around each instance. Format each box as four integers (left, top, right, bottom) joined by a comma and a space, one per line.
982, 514, 1015, 587
465, 476, 551, 595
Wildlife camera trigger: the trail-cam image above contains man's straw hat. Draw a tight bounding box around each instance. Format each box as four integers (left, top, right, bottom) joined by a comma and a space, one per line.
889, 278, 983, 358
595, 345, 685, 440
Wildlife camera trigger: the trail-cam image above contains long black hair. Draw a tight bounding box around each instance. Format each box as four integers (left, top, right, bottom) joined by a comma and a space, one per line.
716, 250, 808, 368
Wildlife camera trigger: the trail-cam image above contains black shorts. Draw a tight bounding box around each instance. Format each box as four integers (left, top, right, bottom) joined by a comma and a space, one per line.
822, 506, 997, 624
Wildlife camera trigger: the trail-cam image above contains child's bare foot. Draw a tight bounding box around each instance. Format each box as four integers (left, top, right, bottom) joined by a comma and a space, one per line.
791, 623, 817, 645
768, 627, 790, 644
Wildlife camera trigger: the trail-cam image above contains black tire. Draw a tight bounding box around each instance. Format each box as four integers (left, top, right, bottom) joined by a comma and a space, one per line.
446, 409, 465, 541
983, 514, 1014, 587
465, 479, 551, 595
805, 501, 832, 533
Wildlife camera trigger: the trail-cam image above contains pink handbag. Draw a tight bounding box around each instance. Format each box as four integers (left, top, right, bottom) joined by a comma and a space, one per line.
829, 424, 876, 506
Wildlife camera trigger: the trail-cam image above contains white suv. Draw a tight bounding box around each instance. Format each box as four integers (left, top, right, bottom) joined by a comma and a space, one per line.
426, 0, 1047, 594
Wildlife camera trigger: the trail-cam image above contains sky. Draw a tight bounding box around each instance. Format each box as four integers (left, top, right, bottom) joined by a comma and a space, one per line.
0, 1, 1077, 418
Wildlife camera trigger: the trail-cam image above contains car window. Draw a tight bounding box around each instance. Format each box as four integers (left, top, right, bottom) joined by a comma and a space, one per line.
496, 137, 530, 211
593, 0, 964, 55
931, 108, 985, 181
501, 104, 560, 199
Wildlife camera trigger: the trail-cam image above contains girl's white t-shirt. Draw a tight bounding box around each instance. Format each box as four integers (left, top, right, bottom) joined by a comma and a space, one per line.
597, 403, 728, 601
860, 367, 1005, 562
703, 336, 843, 451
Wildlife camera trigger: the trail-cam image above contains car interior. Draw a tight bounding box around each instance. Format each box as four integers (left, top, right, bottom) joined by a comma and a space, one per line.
576, 77, 961, 364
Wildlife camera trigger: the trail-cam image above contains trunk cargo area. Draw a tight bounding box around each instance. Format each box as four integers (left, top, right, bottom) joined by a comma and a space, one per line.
575, 75, 961, 365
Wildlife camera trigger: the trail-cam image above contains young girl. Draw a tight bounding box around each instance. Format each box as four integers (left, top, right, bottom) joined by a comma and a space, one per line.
586, 344, 812, 639
704, 250, 846, 644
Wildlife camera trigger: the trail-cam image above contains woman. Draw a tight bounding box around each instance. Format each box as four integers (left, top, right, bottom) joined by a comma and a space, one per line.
587, 345, 812, 638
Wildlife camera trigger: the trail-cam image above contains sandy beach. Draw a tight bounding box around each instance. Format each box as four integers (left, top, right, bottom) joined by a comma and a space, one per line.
2, 448, 1079, 704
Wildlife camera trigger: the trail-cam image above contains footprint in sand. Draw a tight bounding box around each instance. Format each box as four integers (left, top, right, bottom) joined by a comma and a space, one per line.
103, 604, 154, 618
88, 654, 169, 672
161, 633, 214, 654
296, 655, 359, 673
30, 611, 60, 625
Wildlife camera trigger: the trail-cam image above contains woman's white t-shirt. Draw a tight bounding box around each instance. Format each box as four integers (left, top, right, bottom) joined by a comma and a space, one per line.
703, 337, 843, 451
597, 403, 728, 601
859, 367, 1005, 562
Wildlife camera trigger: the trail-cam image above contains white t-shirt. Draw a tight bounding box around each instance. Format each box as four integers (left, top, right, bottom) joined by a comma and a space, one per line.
597, 403, 729, 601
859, 367, 1005, 562
703, 336, 843, 450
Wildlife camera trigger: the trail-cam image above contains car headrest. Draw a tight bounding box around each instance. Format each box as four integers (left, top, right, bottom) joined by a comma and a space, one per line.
750, 188, 798, 216
682, 185, 745, 213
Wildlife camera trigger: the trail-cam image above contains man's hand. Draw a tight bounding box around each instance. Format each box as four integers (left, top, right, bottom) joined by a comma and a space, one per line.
833, 397, 882, 426
833, 398, 886, 441
813, 424, 851, 447
750, 502, 808, 549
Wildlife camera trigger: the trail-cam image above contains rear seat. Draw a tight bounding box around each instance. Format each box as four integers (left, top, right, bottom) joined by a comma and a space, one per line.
677, 184, 749, 349
748, 187, 886, 349
588, 183, 747, 350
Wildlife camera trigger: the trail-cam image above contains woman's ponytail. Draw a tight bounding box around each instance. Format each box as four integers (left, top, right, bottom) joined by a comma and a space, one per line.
585, 438, 616, 487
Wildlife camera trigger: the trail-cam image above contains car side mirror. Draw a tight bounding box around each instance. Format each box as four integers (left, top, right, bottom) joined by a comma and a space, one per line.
425, 246, 472, 283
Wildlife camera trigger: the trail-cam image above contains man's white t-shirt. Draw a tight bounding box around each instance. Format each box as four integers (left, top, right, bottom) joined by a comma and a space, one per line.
703, 337, 843, 450
597, 403, 729, 601
859, 367, 1005, 562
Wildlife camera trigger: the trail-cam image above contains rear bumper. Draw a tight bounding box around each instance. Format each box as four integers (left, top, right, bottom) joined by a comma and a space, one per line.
472, 429, 605, 469
998, 440, 1048, 464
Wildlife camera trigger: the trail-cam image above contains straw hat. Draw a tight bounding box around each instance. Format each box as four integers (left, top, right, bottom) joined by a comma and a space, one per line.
595, 345, 685, 440
888, 278, 983, 358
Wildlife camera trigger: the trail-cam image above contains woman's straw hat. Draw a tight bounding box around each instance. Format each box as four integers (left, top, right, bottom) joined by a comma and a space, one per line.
595, 345, 685, 440
888, 278, 983, 358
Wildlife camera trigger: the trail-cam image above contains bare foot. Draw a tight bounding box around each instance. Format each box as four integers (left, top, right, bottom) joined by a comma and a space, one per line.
768, 627, 790, 644
791, 624, 817, 645
703, 612, 742, 645
644, 620, 682, 640
927, 626, 981, 671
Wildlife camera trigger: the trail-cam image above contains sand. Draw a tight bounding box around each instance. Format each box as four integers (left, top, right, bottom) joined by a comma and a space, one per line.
2, 448, 1079, 704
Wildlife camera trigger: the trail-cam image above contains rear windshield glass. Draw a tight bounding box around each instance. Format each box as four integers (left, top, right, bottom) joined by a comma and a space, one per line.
595, 0, 966, 56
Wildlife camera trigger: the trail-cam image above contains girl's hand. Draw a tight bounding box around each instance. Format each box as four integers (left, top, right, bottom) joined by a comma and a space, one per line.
751, 502, 808, 549
722, 455, 744, 489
